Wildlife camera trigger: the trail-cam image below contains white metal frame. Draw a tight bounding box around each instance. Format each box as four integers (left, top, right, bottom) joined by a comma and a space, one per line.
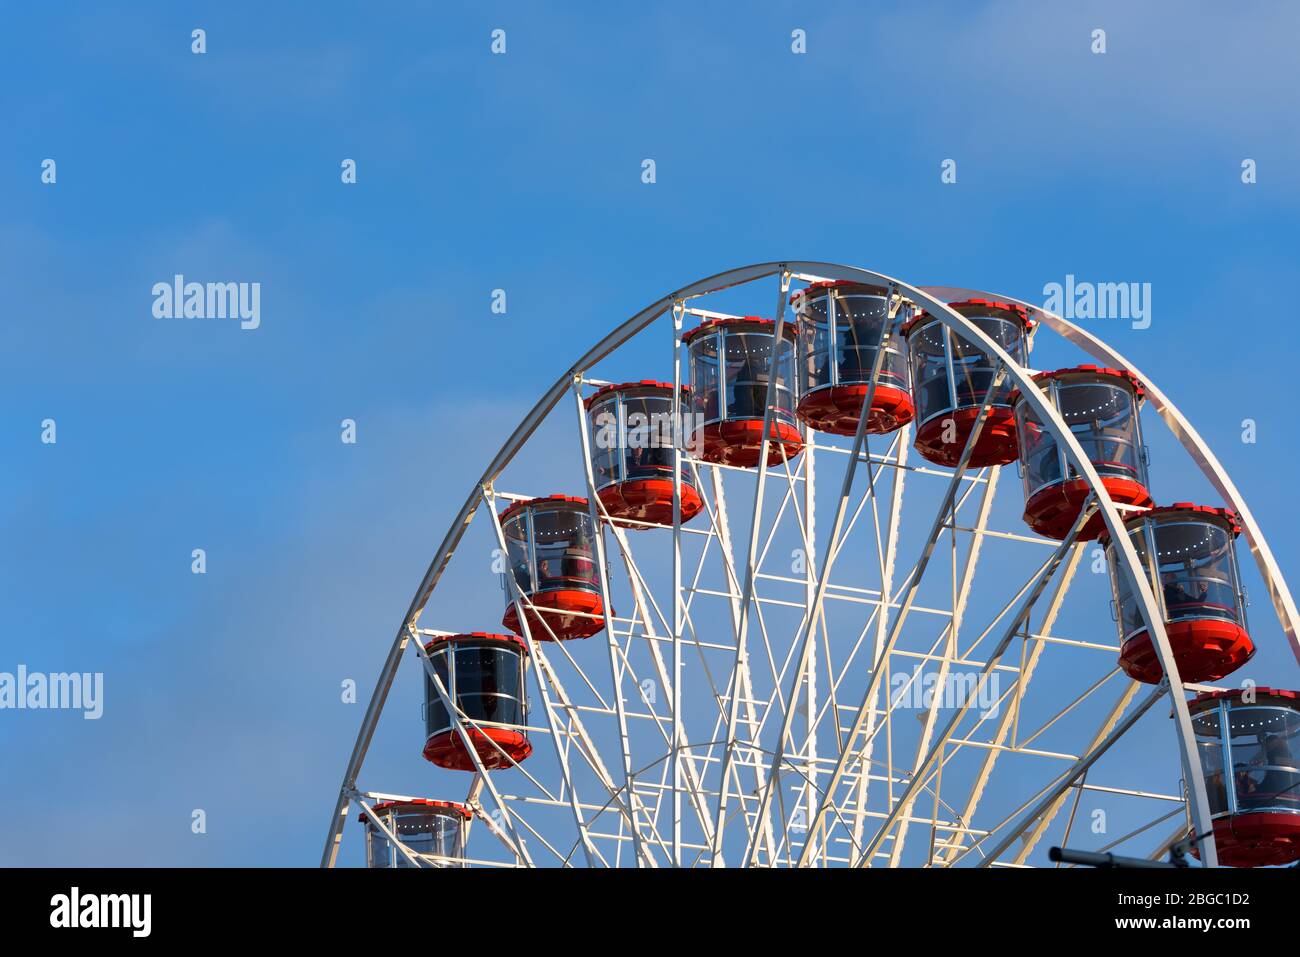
320, 263, 1300, 869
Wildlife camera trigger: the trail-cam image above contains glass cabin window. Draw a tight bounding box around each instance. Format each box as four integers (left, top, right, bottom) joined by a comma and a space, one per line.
589, 397, 620, 490
908, 316, 1025, 427
623, 393, 685, 481
1017, 397, 1062, 496
365, 820, 393, 868
622, 394, 672, 480
690, 327, 796, 425
1227, 707, 1300, 813
1057, 382, 1144, 482
395, 809, 461, 864
1109, 527, 1153, 641
798, 310, 832, 396
589, 392, 696, 490
689, 338, 723, 424
833, 292, 900, 387
799, 290, 906, 395
454, 645, 525, 725
424, 644, 526, 738
908, 322, 952, 425
428, 813, 465, 864
1110, 519, 1244, 641
1193, 710, 1230, 816
1153, 521, 1242, 626
723, 332, 796, 424
367, 809, 463, 867
948, 317, 1023, 408
530, 507, 599, 594
500, 506, 600, 599
502, 513, 534, 595
1018, 379, 1145, 499
423, 648, 452, 737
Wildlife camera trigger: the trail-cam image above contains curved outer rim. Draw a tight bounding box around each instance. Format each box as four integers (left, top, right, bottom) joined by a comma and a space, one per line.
322, 261, 1297, 869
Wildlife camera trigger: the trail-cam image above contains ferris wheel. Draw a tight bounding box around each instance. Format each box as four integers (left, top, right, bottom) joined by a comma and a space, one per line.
321, 262, 1300, 869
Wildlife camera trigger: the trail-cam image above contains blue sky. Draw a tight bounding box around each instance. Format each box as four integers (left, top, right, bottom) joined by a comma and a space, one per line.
1, 1, 1298, 865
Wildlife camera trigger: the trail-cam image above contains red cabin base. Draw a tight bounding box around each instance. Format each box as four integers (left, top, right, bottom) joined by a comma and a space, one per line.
423, 727, 532, 771
692, 420, 803, 468
1119, 619, 1255, 684
1190, 813, 1300, 868
503, 589, 606, 640
596, 479, 703, 528
796, 384, 915, 436
1023, 477, 1152, 540
913, 407, 1019, 468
